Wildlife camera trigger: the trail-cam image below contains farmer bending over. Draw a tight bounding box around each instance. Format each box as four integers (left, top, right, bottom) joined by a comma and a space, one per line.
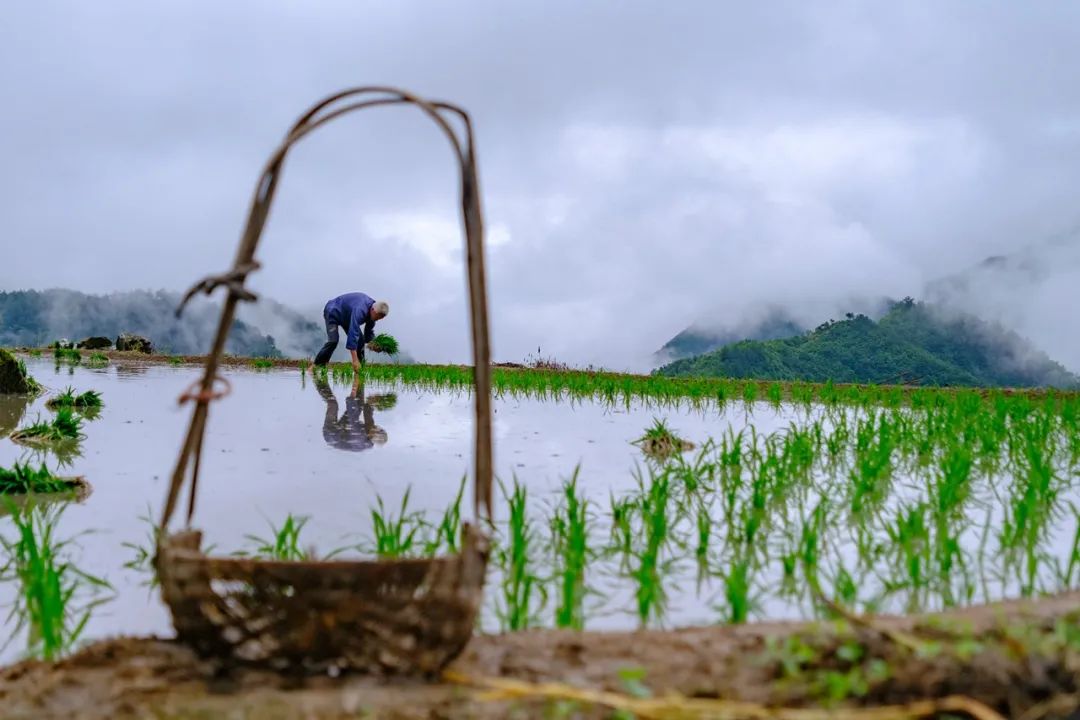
314, 292, 389, 371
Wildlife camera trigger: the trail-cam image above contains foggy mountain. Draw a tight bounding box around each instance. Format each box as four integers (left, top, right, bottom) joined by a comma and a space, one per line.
0, 289, 324, 358
654, 308, 805, 364
923, 232, 1080, 372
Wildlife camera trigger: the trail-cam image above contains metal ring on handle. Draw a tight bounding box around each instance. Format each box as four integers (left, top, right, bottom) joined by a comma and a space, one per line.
159, 87, 493, 534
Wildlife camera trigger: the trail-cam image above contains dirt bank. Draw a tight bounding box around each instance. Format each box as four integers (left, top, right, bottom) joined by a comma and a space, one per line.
4, 592, 1080, 719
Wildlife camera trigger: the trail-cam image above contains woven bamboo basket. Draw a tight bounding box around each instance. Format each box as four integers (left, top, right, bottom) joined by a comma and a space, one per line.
155, 87, 495, 675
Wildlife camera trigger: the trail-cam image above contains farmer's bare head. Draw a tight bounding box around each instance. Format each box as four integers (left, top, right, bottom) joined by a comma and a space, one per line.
371, 301, 389, 321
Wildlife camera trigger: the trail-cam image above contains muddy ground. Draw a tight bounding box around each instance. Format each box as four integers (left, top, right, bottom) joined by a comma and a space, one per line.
4, 592, 1080, 719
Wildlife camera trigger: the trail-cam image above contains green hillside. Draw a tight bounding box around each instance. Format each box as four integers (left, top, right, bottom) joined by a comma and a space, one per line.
656, 299, 1079, 388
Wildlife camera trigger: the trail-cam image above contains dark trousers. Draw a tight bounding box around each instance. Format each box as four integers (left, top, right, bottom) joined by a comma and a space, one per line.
314, 313, 340, 366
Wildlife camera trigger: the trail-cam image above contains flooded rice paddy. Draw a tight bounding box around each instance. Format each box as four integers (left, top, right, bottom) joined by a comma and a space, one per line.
1, 356, 1079, 663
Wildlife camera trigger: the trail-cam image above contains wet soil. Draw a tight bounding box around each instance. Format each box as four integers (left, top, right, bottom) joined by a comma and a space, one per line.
4, 591, 1080, 719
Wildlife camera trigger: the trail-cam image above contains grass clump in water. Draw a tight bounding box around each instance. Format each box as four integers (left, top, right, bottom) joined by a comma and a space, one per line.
52, 347, 81, 364
632, 419, 695, 459
0, 463, 76, 495
0, 504, 112, 661
251, 358, 274, 370
368, 333, 400, 356
46, 387, 103, 410
86, 353, 108, 367
11, 408, 82, 445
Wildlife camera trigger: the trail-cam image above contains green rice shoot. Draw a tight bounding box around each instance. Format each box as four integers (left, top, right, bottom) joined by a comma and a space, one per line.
241, 513, 312, 561
0, 504, 112, 661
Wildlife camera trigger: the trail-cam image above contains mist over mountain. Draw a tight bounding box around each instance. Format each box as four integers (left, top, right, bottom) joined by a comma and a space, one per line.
0, 289, 323, 358
654, 298, 895, 365
657, 299, 1079, 388
654, 308, 806, 364
923, 232, 1080, 372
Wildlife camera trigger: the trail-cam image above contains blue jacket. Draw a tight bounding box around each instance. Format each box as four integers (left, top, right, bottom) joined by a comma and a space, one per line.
325, 292, 376, 351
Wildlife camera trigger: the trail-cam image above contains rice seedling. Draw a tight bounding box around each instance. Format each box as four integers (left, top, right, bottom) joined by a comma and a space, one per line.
495, 477, 544, 631
719, 553, 755, 624
549, 468, 590, 630
368, 488, 425, 558
0, 503, 112, 660
10, 408, 83, 445
848, 412, 895, 516
368, 333, 400, 356
629, 468, 672, 627
242, 513, 312, 561
766, 382, 784, 408
250, 357, 274, 370
167, 355, 183, 366
0, 463, 78, 495
45, 387, 103, 410
86, 352, 108, 367
28, 349, 42, 358
422, 476, 467, 556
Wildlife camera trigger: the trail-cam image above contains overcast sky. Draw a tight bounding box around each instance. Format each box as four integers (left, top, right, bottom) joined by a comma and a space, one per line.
3, 2, 1080, 370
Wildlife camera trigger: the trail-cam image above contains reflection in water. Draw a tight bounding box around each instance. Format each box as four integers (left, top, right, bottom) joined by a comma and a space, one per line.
314, 375, 392, 452
0, 395, 31, 439
113, 363, 149, 378
16, 441, 83, 470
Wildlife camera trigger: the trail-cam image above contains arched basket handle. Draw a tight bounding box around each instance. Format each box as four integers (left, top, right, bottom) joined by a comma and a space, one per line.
159, 87, 494, 537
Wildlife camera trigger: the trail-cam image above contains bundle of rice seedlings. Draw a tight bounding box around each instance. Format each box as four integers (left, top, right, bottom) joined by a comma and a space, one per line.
368, 333, 400, 355
46, 388, 103, 410
0, 463, 73, 495
11, 408, 83, 444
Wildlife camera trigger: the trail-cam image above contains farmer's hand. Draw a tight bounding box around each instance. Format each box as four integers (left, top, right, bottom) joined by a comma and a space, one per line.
350, 348, 362, 373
